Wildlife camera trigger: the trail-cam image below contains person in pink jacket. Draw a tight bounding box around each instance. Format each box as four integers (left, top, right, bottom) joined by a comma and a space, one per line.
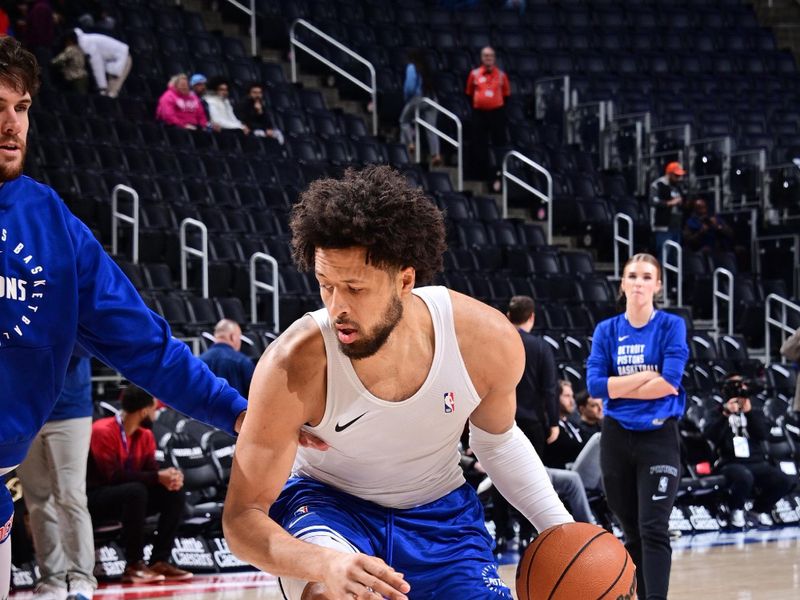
155, 73, 208, 130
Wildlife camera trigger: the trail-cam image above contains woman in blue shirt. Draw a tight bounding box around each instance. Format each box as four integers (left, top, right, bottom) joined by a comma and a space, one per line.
586, 253, 689, 600
398, 49, 442, 166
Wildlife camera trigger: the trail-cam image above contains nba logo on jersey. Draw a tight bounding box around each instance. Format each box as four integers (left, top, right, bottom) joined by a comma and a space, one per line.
658, 476, 668, 493
443, 392, 455, 413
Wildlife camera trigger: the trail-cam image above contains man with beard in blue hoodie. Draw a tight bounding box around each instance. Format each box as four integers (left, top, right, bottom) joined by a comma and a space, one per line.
0, 37, 252, 600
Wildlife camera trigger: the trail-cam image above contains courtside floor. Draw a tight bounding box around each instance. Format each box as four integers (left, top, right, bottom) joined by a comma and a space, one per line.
10, 527, 800, 599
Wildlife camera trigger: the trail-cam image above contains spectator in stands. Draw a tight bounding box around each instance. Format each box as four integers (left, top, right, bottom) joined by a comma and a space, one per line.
74, 28, 131, 98
87, 386, 192, 584
683, 198, 735, 254
587, 253, 689, 600
17, 348, 96, 600
704, 376, 795, 528
205, 77, 249, 134
51, 30, 88, 94
465, 46, 510, 185
398, 49, 442, 167
649, 161, 686, 257
545, 385, 604, 494
155, 73, 208, 131
189, 73, 212, 121
577, 392, 603, 439
780, 326, 800, 415
492, 295, 558, 548
235, 83, 284, 144
199, 319, 255, 399
545, 381, 584, 469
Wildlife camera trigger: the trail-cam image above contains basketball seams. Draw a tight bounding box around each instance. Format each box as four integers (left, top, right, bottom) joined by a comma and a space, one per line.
545, 530, 607, 600
518, 526, 559, 598
597, 542, 630, 600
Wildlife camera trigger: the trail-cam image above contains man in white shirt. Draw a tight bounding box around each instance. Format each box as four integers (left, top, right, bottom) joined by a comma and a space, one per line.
74, 28, 131, 98
205, 78, 249, 134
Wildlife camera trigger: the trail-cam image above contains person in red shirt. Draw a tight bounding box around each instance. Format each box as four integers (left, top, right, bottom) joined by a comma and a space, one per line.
465, 46, 511, 182
87, 386, 192, 584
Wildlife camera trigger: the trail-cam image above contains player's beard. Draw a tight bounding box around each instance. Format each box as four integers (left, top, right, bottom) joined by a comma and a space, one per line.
0, 136, 26, 182
337, 292, 403, 360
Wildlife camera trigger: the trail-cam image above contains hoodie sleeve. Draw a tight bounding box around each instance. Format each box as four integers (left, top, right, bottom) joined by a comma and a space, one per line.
86, 47, 108, 90
65, 205, 246, 434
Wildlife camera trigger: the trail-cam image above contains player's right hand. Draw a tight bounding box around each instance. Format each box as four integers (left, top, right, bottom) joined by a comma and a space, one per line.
321, 552, 410, 600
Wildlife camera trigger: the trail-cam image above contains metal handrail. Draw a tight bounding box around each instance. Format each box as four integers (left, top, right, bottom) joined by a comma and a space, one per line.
765, 293, 800, 365
415, 97, 463, 190
111, 185, 139, 264
180, 218, 209, 299
222, 0, 256, 56
712, 267, 734, 336
662, 240, 683, 307
613, 212, 634, 279
501, 150, 553, 243
250, 252, 280, 334
290, 19, 378, 135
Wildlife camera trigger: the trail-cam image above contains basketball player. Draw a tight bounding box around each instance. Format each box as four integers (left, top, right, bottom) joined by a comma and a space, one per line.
224, 166, 573, 599
0, 38, 248, 600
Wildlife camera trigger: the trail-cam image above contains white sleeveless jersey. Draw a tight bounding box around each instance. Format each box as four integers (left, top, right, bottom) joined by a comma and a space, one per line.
294, 286, 481, 509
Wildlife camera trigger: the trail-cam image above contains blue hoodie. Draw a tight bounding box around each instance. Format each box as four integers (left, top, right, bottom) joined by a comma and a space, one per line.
0, 175, 248, 525
586, 310, 688, 431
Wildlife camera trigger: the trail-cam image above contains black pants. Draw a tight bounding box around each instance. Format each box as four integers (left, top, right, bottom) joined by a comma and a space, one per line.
492, 418, 546, 540
717, 460, 795, 512
600, 417, 681, 600
88, 481, 185, 564
468, 106, 508, 180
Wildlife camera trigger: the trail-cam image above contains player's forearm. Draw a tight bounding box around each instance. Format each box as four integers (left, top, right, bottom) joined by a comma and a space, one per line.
620, 377, 678, 400
223, 507, 337, 582
607, 371, 659, 399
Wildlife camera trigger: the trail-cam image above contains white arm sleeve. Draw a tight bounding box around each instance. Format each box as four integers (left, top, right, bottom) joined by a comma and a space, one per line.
470, 422, 574, 532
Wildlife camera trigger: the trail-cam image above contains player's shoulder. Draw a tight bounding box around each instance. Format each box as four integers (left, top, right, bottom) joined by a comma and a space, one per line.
449, 289, 520, 353
260, 314, 326, 373
655, 309, 686, 331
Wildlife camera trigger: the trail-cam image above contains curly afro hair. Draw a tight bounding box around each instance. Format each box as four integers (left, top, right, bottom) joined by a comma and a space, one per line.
290, 166, 446, 285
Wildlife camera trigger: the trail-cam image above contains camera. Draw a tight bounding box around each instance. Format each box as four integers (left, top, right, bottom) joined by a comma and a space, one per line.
721, 378, 750, 402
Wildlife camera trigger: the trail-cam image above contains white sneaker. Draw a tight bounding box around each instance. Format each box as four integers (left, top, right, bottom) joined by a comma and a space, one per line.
33, 583, 68, 600
757, 512, 774, 527
730, 509, 746, 528
67, 579, 95, 600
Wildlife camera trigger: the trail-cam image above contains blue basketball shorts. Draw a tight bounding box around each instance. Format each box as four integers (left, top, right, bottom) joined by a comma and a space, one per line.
269, 477, 512, 600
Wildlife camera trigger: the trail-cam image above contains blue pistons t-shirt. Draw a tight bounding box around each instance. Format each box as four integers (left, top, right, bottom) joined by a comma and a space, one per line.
586, 311, 689, 431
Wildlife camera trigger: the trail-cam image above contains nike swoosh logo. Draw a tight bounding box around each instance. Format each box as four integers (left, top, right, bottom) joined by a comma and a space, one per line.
334, 412, 368, 432
618, 336, 630, 341
651, 494, 669, 501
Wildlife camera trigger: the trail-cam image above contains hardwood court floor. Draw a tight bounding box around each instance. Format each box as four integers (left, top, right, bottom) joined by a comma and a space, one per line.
11, 530, 800, 600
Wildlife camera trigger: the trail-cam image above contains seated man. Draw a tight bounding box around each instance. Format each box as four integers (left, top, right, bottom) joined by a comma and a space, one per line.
87, 386, 192, 583
577, 392, 603, 439
199, 319, 255, 398
683, 198, 735, 254
205, 77, 249, 134
704, 376, 795, 528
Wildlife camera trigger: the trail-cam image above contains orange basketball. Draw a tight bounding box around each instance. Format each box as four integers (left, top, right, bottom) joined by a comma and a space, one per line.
516, 522, 637, 600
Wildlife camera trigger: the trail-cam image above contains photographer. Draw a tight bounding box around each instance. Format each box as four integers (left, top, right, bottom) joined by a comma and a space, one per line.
703, 376, 795, 528
683, 198, 734, 254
